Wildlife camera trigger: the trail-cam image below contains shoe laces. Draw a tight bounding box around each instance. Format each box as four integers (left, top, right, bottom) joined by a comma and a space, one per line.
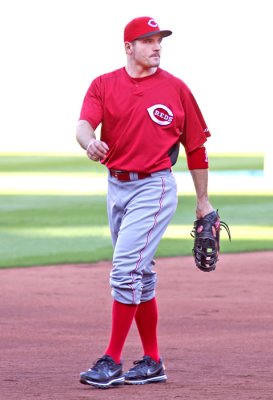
132, 356, 155, 369
92, 355, 115, 371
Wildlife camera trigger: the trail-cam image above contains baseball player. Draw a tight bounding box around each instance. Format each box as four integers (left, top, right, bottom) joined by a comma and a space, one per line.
76, 16, 214, 389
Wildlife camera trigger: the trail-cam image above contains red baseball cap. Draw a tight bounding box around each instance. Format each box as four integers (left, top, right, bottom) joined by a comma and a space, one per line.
124, 16, 172, 43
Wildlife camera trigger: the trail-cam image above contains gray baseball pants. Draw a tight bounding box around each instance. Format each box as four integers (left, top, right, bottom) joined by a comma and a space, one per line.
107, 169, 178, 305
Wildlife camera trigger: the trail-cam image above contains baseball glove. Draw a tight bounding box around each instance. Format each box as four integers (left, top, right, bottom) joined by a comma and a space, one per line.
191, 210, 231, 272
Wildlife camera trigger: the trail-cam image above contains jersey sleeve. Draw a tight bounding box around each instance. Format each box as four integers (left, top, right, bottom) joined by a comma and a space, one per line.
79, 77, 103, 130
179, 88, 211, 154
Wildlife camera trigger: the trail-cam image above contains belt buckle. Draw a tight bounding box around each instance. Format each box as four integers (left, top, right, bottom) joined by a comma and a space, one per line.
111, 170, 121, 178
111, 170, 130, 181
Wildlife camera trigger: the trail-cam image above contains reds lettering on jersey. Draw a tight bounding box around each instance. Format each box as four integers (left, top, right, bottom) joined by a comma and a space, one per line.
147, 104, 173, 126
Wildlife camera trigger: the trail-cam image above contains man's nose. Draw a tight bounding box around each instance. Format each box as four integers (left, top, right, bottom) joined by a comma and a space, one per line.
153, 43, 161, 51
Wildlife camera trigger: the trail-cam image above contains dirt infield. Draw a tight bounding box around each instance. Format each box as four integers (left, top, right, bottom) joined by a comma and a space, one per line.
1, 252, 273, 400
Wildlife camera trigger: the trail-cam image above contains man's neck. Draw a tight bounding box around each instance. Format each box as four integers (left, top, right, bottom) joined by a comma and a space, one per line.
125, 65, 158, 78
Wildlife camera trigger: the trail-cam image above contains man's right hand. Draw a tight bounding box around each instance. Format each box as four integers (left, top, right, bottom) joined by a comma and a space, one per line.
86, 139, 109, 162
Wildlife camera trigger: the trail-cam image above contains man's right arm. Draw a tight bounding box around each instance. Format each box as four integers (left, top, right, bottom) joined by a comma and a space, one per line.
76, 120, 109, 162
76, 120, 96, 150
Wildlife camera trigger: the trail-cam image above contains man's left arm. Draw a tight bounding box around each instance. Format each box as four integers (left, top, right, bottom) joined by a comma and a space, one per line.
190, 168, 214, 219
185, 145, 214, 219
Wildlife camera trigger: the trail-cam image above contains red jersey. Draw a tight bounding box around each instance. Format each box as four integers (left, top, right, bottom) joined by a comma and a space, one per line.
80, 67, 210, 173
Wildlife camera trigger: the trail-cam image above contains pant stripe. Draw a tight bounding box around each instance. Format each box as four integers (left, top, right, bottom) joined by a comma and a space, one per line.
129, 177, 166, 303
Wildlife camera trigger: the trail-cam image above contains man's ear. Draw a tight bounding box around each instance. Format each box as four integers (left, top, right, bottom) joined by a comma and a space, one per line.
124, 41, 133, 55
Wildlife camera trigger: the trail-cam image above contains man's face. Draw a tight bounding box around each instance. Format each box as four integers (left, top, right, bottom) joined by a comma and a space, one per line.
130, 34, 163, 69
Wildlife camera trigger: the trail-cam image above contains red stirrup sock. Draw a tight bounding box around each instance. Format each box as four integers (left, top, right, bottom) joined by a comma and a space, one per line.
104, 300, 138, 364
134, 297, 160, 362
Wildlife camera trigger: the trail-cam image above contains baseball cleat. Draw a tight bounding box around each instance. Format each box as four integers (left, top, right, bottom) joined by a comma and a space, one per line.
79, 355, 124, 389
124, 355, 167, 385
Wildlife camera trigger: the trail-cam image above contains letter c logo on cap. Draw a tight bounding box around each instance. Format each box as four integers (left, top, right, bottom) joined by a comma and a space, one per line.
148, 19, 158, 28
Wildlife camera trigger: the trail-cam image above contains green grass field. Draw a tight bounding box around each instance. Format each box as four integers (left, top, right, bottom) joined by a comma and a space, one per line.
0, 153, 272, 269
0, 152, 264, 173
